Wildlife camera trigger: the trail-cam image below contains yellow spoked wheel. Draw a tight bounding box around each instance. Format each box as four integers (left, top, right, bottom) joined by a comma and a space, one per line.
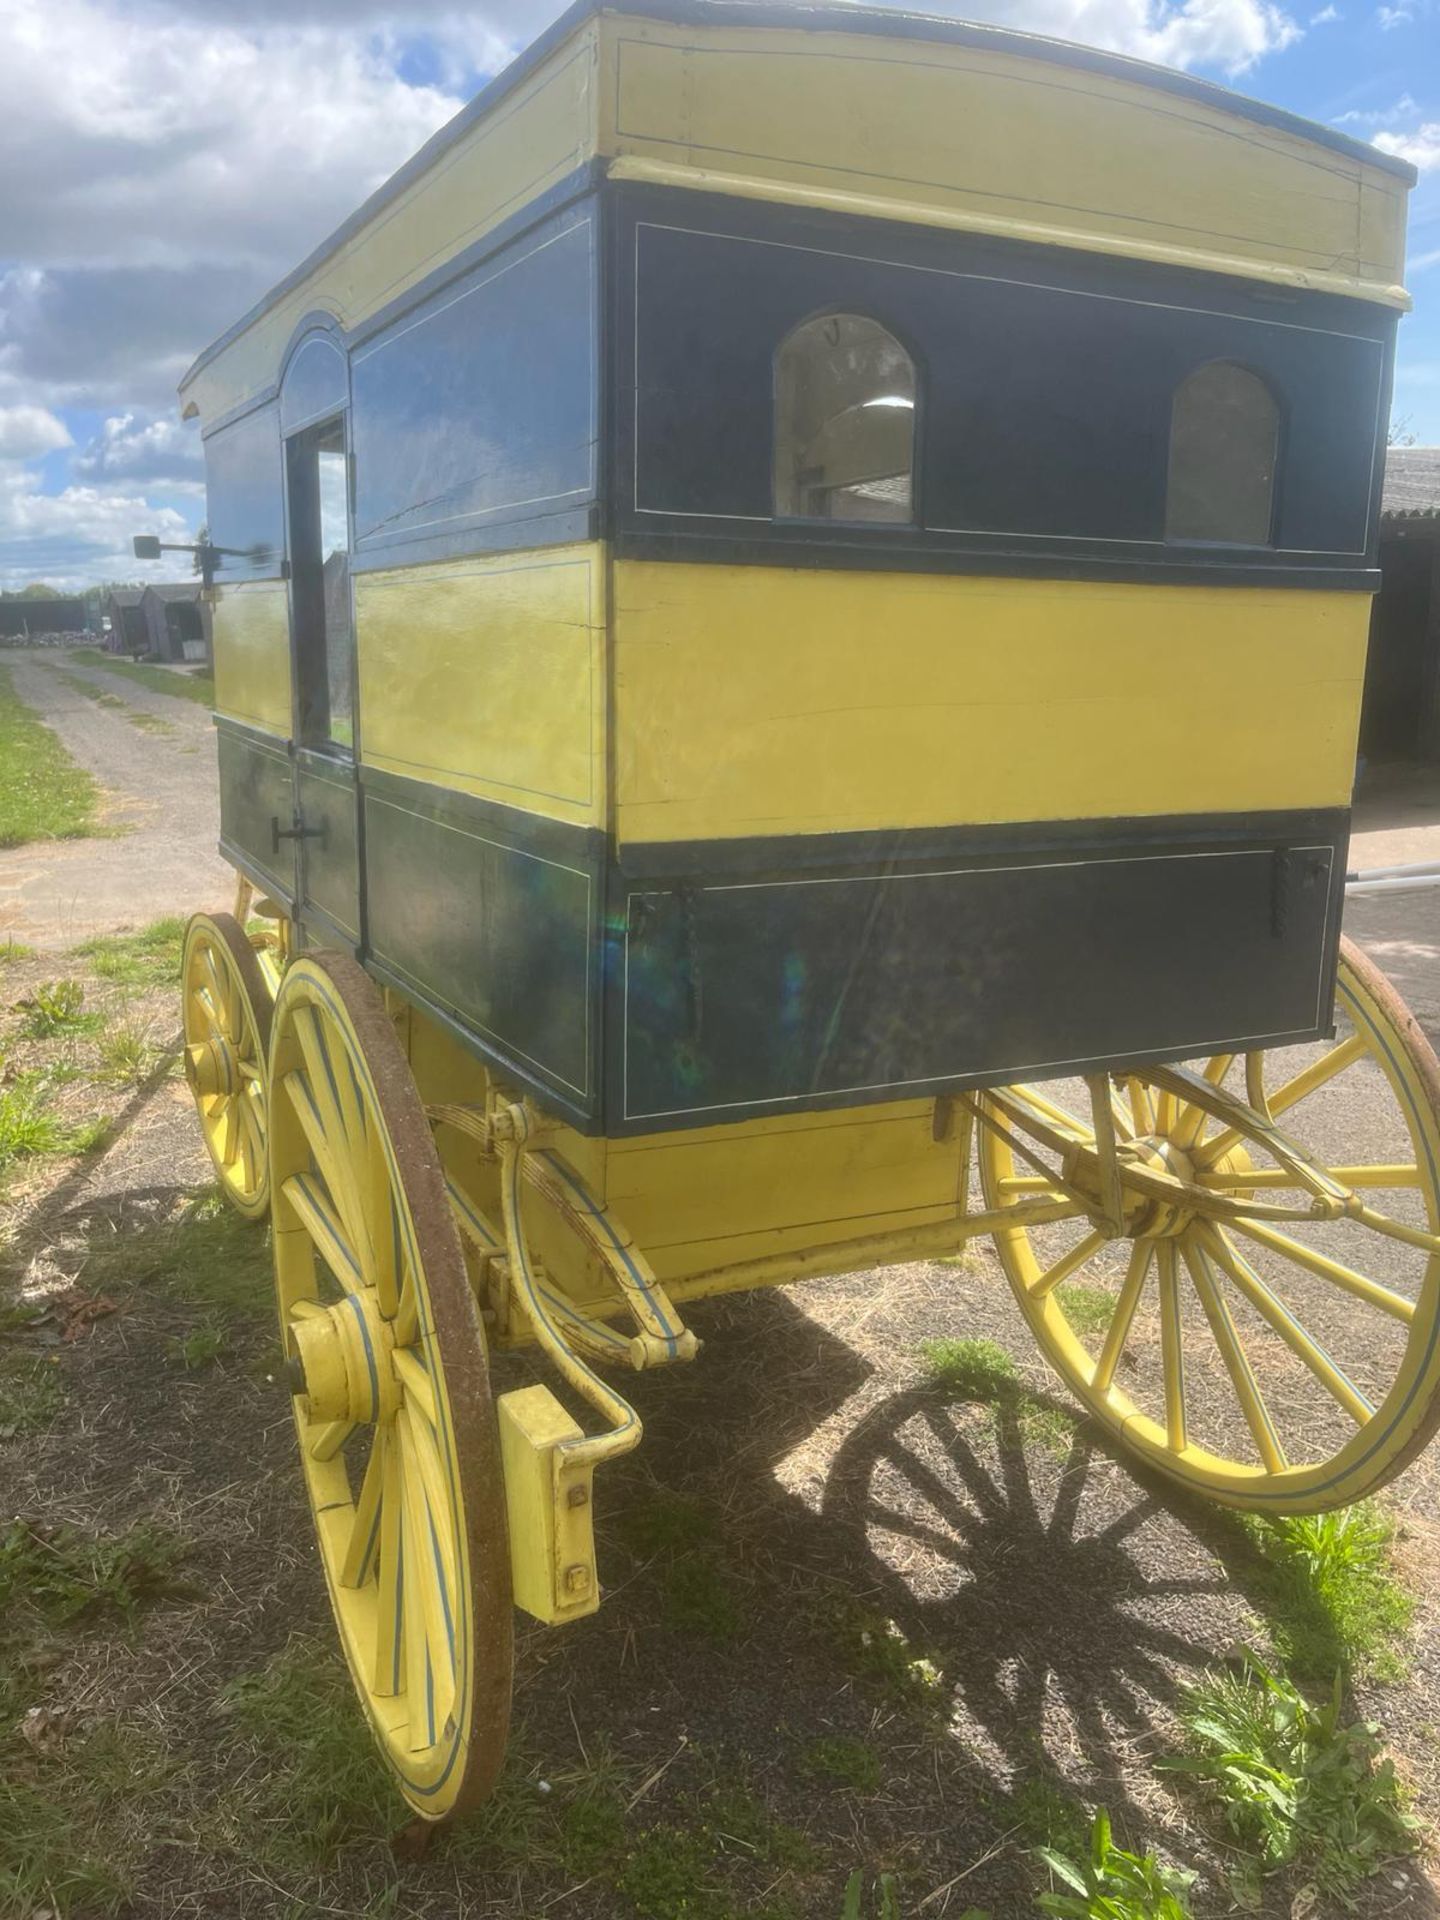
269, 953, 512, 1820
182, 912, 273, 1221
978, 937, 1440, 1513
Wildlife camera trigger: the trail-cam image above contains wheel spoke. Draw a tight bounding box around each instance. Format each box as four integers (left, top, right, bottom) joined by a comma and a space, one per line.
282, 1171, 364, 1294
283, 1070, 369, 1250
340, 1435, 385, 1588
1197, 1033, 1368, 1166
1228, 1217, 1416, 1323
373, 1429, 404, 1696
1127, 1077, 1155, 1133
1183, 1238, 1287, 1474
310, 1419, 357, 1462
1157, 1242, 1187, 1452
1032, 1226, 1109, 1299
1197, 1225, 1375, 1425
396, 1424, 439, 1749
201, 946, 233, 1038
1009, 1084, 1092, 1139
294, 1019, 379, 1280
393, 1348, 436, 1426
1201, 1163, 1423, 1191
1092, 1239, 1151, 1393
398, 1409, 457, 1722
1173, 1056, 1234, 1151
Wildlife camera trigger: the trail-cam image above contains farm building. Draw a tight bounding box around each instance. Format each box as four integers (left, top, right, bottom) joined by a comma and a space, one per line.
141, 582, 212, 665
105, 588, 147, 654
0, 596, 86, 638
1363, 448, 1440, 765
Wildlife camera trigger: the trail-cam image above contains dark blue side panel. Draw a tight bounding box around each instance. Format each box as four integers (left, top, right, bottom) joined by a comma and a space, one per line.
349, 206, 597, 566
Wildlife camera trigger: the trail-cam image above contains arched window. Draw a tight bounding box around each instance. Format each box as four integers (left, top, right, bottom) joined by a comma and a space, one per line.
1166, 362, 1280, 546
774, 314, 916, 523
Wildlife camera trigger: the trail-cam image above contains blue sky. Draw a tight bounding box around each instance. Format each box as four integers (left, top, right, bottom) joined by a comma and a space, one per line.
0, 0, 1436, 591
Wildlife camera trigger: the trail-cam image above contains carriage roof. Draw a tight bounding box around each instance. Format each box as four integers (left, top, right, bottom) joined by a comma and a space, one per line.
179, 0, 1416, 427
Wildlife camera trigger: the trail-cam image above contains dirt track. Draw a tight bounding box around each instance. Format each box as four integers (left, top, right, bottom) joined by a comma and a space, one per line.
0, 649, 231, 947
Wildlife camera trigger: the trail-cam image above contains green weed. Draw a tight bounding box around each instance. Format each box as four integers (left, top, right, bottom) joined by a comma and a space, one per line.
618, 1823, 718, 1918
1161, 1653, 1415, 1906
76, 1189, 271, 1322
0, 1517, 191, 1631
77, 916, 186, 988
0, 660, 99, 848
800, 1735, 882, 1793
0, 1073, 103, 1176
1240, 1504, 1414, 1683
93, 1018, 156, 1087
0, 940, 34, 964
828, 1603, 946, 1712
1035, 1810, 1194, 1919
18, 977, 97, 1037
168, 1318, 226, 1369
1007, 1776, 1089, 1856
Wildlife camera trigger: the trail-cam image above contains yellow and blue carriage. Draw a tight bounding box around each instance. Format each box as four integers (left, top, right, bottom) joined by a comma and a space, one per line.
171, 0, 1439, 1819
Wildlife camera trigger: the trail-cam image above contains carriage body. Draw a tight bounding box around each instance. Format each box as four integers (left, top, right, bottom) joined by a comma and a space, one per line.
176, 2, 1440, 1821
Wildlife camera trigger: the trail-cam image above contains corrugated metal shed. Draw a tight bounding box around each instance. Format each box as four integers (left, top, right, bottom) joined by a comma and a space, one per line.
1381, 447, 1440, 520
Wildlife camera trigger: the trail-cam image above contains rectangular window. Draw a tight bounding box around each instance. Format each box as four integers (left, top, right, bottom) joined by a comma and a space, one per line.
286, 417, 354, 750
350, 212, 596, 561
203, 402, 284, 581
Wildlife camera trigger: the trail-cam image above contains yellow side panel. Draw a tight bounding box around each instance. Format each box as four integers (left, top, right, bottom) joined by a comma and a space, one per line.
613, 564, 1369, 842
600, 19, 1408, 306
606, 1100, 962, 1282
212, 581, 291, 736
181, 26, 600, 423
356, 546, 606, 829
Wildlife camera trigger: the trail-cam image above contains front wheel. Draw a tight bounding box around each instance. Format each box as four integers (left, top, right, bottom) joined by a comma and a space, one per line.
979, 938, 1440, 1513
268, 951, 513, 1819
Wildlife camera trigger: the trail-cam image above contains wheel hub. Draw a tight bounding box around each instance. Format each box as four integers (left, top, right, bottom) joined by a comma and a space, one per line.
286, 1292, 399, 1425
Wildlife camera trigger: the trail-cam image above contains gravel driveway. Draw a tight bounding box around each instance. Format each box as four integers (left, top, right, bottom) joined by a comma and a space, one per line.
0, 648, 233, 947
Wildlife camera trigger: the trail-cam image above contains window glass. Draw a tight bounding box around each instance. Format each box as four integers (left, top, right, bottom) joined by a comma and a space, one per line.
774, 314, 915, 523
280, 333, 348, 437
287, 417, 353, 749
203, 403, 283, 579
350, 217, 594, 556
1166, 362, 1279, 545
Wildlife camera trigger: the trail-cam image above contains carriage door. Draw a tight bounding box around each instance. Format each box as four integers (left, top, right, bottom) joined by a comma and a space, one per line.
280, 333, 361, 950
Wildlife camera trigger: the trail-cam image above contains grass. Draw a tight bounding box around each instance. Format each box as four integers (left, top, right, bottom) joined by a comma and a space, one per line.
53, 666, 179, 737
0, 1717, 173, 1917
1007, 1776, 1090, 1857
0, 1071, 108, 1180
0, 1516, 192, 1630
0, 939, 34, 964
614, 1489, 746, 1642
0, 659, 99, 848
72, 648, 214, 708
167, 1317, 226, 1369
1053, 1284, 1118, 1338
0, 1351, 64, 1439
1161, 1653, 1415, 1907
216, 1637, 405, 1869
1035, 1810, 1194, 1919
1239, 1504, 1415, 1683
919, 1338, 1079, 1457
94, 1017, 157, 1087
70, 1189, 272, 1325
16, 977, 99, 1038
827, 1602, 946, 1712
76, 915, 186, 988
800, 1735, 882, 1793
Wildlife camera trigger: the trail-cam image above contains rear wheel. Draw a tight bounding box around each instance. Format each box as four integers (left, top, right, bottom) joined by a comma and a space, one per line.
182, 912, 272, 1220
979, 938, 1440, 1512
268, 951, 512, 1819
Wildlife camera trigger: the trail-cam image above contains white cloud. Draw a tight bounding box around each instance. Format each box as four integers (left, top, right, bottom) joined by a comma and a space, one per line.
0, 405, 71, 462
950, 0, 1303, 74
1375, 122, 1440, 167
1377, 3, 1412, 24
0, 474, 195, 591
1334, 92, 1417, 125
1310, 4, 1340, 19
72, 413, 204, 492
1410, 248, 1440, 273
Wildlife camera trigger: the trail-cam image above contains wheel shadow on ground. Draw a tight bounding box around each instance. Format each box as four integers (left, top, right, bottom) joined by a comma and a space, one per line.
605, 1281, 1440, 1913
